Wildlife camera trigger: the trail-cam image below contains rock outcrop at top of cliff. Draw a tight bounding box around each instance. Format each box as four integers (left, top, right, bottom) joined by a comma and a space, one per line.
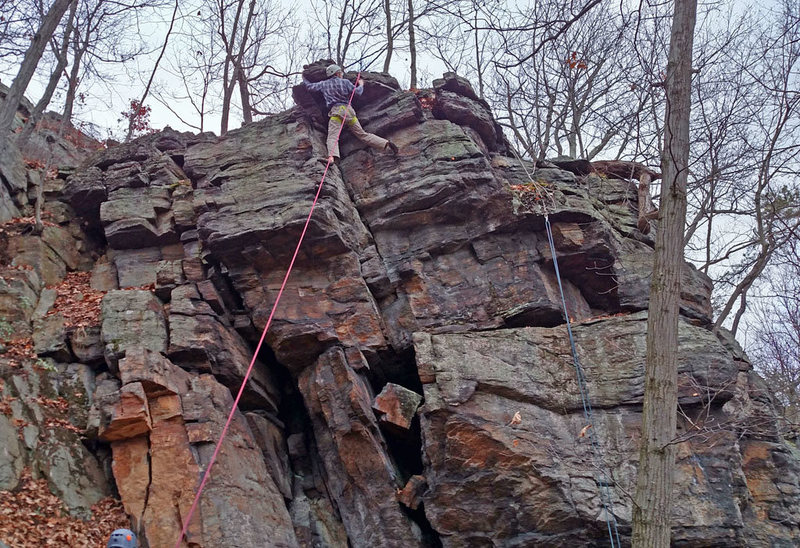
1, 66, 799, 547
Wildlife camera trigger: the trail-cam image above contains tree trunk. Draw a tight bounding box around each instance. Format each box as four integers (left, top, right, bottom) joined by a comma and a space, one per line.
238, 67, 252, 125
714, 243, 771, 334
62, 34, 86, 125
17, 0, 77, 148
408, 0, 416, 88
0, 0, 73, 145
383, 0, 392, 73
473, 9, 483, 99
632, 0, 697, 546
220, 81, 234, 135
32, 169, 44, 234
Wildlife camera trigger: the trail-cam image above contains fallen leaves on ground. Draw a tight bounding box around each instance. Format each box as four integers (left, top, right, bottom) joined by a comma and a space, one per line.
46, 272, 105, 329
1, 337, 36, 368
574, 312, 631, 324
418, 96, 435, 109
24, 159, 47, 170
0, 396, 15, 416
43, 416, 82, 434
507, 182, 550, 214
0, 470, 128, 547
32, 396, 70, 413
508, 183, 543, 193
0, 216, 58, 234
34, 117, 104, 152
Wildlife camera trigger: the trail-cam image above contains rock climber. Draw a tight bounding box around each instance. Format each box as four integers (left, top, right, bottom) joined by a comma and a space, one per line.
107, 528, 137, 548
303, 64, 399, 164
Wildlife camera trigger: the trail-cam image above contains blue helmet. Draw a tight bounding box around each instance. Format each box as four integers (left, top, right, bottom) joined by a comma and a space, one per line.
107, 529, 137, 548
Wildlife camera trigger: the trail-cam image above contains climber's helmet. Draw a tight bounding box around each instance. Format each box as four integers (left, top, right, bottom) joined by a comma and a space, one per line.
326, 64, 343, 78
107, 529, 137, 548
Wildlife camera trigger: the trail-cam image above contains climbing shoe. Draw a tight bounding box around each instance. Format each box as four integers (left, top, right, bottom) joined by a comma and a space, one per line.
386, 141, 399, 154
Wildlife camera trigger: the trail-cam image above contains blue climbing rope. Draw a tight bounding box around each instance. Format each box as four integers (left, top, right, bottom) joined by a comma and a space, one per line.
510, 147, 622, 547
545, 215, 622, 547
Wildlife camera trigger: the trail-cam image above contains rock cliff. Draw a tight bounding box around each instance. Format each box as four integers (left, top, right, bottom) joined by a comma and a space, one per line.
1, 69, 798, 547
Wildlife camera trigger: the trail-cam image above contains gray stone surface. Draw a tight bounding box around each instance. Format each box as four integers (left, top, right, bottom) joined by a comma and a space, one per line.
0, 140, 27, 220
0, 412, 24, 491
70, 326, 105, 365
101, 290, 167, 370
414, 315, 799, 546
298, 346, 423, 547
167, 283, 281, 410
6, 225, 80, 286
3, 68, 797, 548
99, 348, 299, 547
246, 412, 293, 499
0, 367, 108, 516
0, 268, 40, 339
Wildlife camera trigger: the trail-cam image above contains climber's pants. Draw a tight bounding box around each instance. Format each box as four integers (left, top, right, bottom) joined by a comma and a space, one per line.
326, 105, 388, 158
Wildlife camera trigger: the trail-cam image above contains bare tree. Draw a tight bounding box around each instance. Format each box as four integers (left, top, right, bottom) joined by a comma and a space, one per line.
158, 23, 223, 132
407, 0, 417, 87
60, 0, 158, 126
190, 0, 295, 134
489, 0, 663, 161
16, 0, 78, 148
751, 260, 800, 437
678, 0, 800, 337
419, 0, 504, 98
0, 0, 74, 147
311, 0, 385, 70
632, 0, 697, 546
124, 0, 178, 141
383, 0, 393, 72
0, 0, 44, 63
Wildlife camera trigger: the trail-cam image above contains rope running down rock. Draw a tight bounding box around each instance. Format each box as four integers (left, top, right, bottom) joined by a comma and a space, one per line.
509, 145, 622, 547
174, 73, 365, 548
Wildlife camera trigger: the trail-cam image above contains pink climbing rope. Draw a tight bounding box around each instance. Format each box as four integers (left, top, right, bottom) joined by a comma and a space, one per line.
175, 73, 363, 548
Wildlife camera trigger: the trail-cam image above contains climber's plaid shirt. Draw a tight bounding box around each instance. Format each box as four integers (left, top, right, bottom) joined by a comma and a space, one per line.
304, 76, 363, 109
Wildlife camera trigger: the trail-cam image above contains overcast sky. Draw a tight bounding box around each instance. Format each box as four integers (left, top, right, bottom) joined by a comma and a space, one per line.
2, 0, 456, 140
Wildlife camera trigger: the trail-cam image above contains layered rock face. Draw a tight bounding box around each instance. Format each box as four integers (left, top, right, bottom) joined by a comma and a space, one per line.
2, 70, 798, 547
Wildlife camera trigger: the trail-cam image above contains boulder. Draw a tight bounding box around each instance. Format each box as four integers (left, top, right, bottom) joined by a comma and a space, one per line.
99, 382, 152, 441
396, 475, 428, 511
6, 225, 80, 286
69, 326, 105, 365
62, 166, 107, 220
109, 245, 183, 288
431, 72, 507, 152
373, 383, 422, 430
101, 187, 178, 249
